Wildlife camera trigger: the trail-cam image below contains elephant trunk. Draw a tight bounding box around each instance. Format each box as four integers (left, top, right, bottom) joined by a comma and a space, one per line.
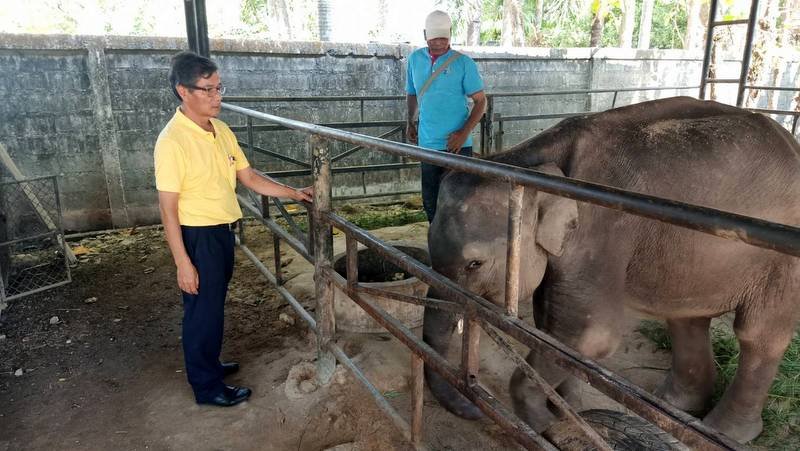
422, 288, 483, 420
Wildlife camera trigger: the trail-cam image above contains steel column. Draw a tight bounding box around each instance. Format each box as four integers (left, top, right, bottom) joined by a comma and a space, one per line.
183, 0, 210, 57
737, 0, 761, 107
699, 0, 720, 100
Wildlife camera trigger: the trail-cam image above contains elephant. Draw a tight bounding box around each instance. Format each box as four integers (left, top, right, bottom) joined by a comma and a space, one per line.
422, 96, 800, 444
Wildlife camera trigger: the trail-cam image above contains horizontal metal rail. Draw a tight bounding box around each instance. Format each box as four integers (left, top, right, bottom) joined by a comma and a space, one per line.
704, 78, 740, 84
230, 120, 404, 133
745, 85, 800, 92
223, 102, 800, 257
265, 162, 419, 178
711, 19, 749, 26
488, 85, 699, 98
224, 95, 405, 103
239, 141, 312, 168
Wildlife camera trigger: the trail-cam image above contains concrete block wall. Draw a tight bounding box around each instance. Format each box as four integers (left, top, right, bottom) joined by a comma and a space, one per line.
1, 34, 797, 231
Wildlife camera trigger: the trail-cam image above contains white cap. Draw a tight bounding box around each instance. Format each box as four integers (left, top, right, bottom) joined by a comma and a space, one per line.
424, 10, 451, 40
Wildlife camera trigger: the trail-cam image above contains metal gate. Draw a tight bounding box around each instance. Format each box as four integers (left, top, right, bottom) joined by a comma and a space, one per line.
222, 101, 800, 450
0, 176, 71, 315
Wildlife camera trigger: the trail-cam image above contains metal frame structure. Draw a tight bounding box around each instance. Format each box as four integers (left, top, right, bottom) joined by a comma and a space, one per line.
222, 101, 800, 450
0, 176, 71, 306
182, 3, 799, 448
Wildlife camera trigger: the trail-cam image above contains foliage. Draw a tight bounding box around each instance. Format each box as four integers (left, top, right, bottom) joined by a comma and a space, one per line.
638, 320, 800, 448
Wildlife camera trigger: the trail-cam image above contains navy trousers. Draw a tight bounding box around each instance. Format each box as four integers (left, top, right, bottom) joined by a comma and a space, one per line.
180, 224, 235, 402
420, 146, 473, 222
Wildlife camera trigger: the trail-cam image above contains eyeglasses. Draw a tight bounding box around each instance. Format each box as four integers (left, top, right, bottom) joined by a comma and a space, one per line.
186, 84, 226, 97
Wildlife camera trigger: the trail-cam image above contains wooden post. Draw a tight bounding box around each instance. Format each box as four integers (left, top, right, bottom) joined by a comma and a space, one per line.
310, 134, 336, 383
345, 234, 358, 290
505, 184, 525, 317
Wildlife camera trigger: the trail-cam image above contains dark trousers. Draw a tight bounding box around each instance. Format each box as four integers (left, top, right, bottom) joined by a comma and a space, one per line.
421, 147, 473, 222
180, 224, 235, 402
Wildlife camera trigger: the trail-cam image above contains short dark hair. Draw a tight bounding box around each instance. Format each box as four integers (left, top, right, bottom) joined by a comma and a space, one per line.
168, 51, 218, 101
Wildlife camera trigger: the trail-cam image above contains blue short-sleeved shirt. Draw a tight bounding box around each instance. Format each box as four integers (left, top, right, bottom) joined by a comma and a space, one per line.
405, 48, 484, 150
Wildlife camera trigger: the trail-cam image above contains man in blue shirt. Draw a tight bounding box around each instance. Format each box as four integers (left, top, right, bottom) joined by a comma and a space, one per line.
406, 10, 487, 222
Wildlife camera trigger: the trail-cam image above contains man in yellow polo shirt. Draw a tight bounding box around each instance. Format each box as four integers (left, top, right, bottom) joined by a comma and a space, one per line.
154, 51, 312, 407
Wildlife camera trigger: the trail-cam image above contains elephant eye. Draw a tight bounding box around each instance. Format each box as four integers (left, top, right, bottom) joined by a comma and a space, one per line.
466, 260, 483, 270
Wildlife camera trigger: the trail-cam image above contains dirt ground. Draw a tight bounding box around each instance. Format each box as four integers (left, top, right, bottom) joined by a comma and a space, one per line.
0, 219, 676, 451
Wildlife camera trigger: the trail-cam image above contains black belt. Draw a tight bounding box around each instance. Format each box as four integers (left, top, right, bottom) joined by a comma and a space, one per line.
181, 221, 237, 231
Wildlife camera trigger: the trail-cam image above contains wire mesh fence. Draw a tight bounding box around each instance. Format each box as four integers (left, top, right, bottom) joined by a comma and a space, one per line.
0, 176, 71, 308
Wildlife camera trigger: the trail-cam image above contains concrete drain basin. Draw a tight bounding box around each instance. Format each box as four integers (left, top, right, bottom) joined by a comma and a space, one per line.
332, 243, 429, 333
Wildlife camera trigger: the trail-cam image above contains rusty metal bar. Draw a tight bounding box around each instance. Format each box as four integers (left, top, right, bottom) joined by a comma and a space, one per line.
494, 113, 503, 153
238, 141, 312, 168
331, 126, 404, 162
461, 311, 481, 385
505, 184, 525, 317
230, 120, 405, 133
310, 134, 336, 384
237, 195, 311, 262
273, 232, 283, 286
411, 353, 424, 447
346, 234, 358, 290
220, 102, 800, 257
324, 213, 741, 450
272, 197, 309, 247
323, 266, 555, 450
481, 320, 613, 451
712, 19, 749, 26
357, 286, 462, 312
237, 242, 317, 330
264, 162, 419, 178
246, 117, 254, 162
484, 96, 494, 155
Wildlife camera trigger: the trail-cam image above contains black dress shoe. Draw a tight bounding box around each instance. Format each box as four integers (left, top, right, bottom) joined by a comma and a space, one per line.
225, 384, 252, 399
197, 385, 251, 407
222, 361, 240, 376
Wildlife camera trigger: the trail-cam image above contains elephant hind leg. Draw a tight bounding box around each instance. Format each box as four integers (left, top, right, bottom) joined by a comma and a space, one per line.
703, 306, 798, 443
655, 317, 716, 415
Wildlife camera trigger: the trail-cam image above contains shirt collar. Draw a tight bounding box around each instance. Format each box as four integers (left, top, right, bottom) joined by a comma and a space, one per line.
174, 106, 217, 137
427, 47, 452, 65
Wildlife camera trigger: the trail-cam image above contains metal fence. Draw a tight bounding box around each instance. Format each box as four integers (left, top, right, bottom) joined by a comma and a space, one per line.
225, 87, 799, 208
0, 176, 71, 310
219, 100, 800, 450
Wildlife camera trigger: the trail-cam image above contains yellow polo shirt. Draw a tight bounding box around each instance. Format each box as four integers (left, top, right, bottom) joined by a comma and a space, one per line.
154, 107, 250, 226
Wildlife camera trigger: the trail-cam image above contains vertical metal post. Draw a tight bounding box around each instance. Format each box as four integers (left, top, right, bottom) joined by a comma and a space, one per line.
737, 0, 761, 107
183, 0, 210, 57
310, 134, 336, 383
359, 99, 365, 123
346, 234, 358, 290
698, 0, 720, 100
611, 91, 619, 108
484, 96, 494, 155
273, 234, 283, 286
411, 353, 424, 447
494, 113, 504, 154
461, 309, 481, 385
246, 117, 254, 163
792, 114, 799, 136
505, 184, 525, 318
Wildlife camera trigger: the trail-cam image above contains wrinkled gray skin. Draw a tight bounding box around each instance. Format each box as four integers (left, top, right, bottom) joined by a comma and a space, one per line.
423, 96, 800, 443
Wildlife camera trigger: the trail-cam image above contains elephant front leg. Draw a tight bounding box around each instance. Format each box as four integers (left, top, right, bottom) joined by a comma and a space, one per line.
656, 317, 716, 415
509, 346, 566, 432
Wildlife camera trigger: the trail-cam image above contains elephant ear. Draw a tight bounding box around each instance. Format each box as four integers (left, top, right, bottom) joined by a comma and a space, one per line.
534, 163, 578, 257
